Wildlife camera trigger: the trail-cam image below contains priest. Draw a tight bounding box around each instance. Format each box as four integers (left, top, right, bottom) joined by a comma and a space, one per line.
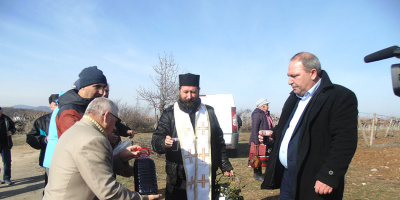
152, 73, 234, 200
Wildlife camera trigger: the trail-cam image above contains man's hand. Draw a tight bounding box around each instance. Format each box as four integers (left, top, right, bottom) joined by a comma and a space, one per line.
127, 130, 134, 139
7, 131, 12, 137
165, 136, 173, 148
118, 145, 141, 162
223, 170, 234, 177
314, 180, 333, 195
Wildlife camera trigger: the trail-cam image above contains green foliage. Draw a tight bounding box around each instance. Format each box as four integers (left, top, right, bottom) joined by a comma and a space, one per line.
216, 175, 244, 200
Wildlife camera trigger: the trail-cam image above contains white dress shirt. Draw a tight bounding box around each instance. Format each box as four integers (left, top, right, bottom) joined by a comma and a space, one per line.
279, 79, 321, 168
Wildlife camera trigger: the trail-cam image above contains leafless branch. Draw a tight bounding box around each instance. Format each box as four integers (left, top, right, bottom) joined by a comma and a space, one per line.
136, 52, 179, 116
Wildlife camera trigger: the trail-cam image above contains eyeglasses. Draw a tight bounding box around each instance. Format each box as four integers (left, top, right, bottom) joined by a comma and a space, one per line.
103, 112, 121, 125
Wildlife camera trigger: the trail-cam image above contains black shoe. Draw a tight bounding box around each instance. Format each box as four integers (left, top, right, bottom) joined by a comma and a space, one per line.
0, 180, 4, 184
253, 174, 264, 181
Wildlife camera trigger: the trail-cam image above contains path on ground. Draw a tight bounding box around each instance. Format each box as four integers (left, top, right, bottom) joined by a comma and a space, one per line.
0, 144, 44, 200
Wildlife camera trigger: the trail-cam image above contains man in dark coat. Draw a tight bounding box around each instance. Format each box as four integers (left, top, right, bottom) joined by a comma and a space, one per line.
26, 93, 59, 189
152, 73, 234, 200
260, 52, 358, 200
0, 107, 16, 185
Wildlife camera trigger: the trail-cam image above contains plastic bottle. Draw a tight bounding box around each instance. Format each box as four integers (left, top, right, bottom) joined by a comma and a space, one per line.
133, 147, 158, 195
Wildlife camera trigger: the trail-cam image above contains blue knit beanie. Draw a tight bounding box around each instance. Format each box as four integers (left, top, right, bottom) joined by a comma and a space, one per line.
78, 66, 107, 89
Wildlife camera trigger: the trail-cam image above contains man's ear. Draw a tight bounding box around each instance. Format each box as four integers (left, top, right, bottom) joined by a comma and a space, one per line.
310, 68, 318, 80
102, 111, 110, 125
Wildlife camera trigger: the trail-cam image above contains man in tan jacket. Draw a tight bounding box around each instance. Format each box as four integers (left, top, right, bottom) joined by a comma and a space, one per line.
43, 97, 161, 200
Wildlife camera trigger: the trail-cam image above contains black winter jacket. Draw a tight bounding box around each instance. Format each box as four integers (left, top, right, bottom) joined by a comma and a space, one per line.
26, 113, 51, 167
0, 114, 16, 149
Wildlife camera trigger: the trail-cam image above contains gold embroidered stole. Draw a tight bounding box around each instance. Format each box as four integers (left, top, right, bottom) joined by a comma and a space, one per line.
174, 103, 212, 200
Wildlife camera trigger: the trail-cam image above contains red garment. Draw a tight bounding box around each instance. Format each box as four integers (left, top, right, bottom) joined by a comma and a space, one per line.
55, 89, 92, 138
56, 110, 83, 138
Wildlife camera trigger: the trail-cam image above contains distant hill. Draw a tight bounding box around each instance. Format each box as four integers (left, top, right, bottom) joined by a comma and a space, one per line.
12, 105, 51, 112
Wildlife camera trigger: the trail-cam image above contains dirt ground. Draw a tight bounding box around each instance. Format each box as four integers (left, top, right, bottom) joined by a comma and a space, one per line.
0, 144, 45, 200
2, 132, 400, 200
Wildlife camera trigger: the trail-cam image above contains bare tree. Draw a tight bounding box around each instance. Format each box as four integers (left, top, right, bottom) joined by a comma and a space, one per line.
113, 99, 155, 132
137, 52, 179, 117
237, 108, 252, 132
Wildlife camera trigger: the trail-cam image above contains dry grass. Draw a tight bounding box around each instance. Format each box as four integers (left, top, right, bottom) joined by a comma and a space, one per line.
12, 134, 28, 146
117, 131, 400, 200
12, 129, 400, 199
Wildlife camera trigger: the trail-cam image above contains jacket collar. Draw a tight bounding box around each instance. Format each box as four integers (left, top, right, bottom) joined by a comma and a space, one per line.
314, 70, 334, 94
283, 70, 333, 125
81, 116, 108, 138
256, 107, 270, 115
58, 89, 93, 108
288, 70, 334, 98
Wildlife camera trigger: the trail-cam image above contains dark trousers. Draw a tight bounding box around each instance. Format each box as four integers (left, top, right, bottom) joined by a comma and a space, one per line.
280, 168, 294, 200
165, 175, 217, 200
44, 171, 48, 187
165, 184, 188, 200
1, 145, 11, 181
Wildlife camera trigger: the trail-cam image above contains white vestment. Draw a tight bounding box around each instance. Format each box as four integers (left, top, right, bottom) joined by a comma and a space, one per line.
174, 102, 212, 200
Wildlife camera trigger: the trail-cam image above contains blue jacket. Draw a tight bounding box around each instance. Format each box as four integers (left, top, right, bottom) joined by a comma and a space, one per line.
43, 91, 64, 168
42, 106, 60, 168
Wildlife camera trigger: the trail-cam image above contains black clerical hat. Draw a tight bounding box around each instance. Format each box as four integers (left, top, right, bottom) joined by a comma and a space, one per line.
179, 73, 200, 87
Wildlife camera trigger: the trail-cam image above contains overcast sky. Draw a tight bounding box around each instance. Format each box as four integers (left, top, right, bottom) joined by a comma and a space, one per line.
1, 0, 399, 118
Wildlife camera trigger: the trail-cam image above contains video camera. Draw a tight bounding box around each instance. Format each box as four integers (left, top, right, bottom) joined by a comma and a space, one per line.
364, 45, 400, 97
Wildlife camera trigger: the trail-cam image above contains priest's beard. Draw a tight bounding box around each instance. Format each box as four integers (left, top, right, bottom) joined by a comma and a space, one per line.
178, 95, 200, 110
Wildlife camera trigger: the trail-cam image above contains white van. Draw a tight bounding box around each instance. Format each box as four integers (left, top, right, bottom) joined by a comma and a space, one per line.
200, 94, 239, 157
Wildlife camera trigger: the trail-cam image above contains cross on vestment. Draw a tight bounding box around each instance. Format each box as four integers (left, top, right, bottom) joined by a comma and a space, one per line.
197, 122, 208, 136
187, 176, 195, 190
181, 124, 193, 137
198, 148, 210, 162
198, 174, 210, 188
184, 149, 197, 164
